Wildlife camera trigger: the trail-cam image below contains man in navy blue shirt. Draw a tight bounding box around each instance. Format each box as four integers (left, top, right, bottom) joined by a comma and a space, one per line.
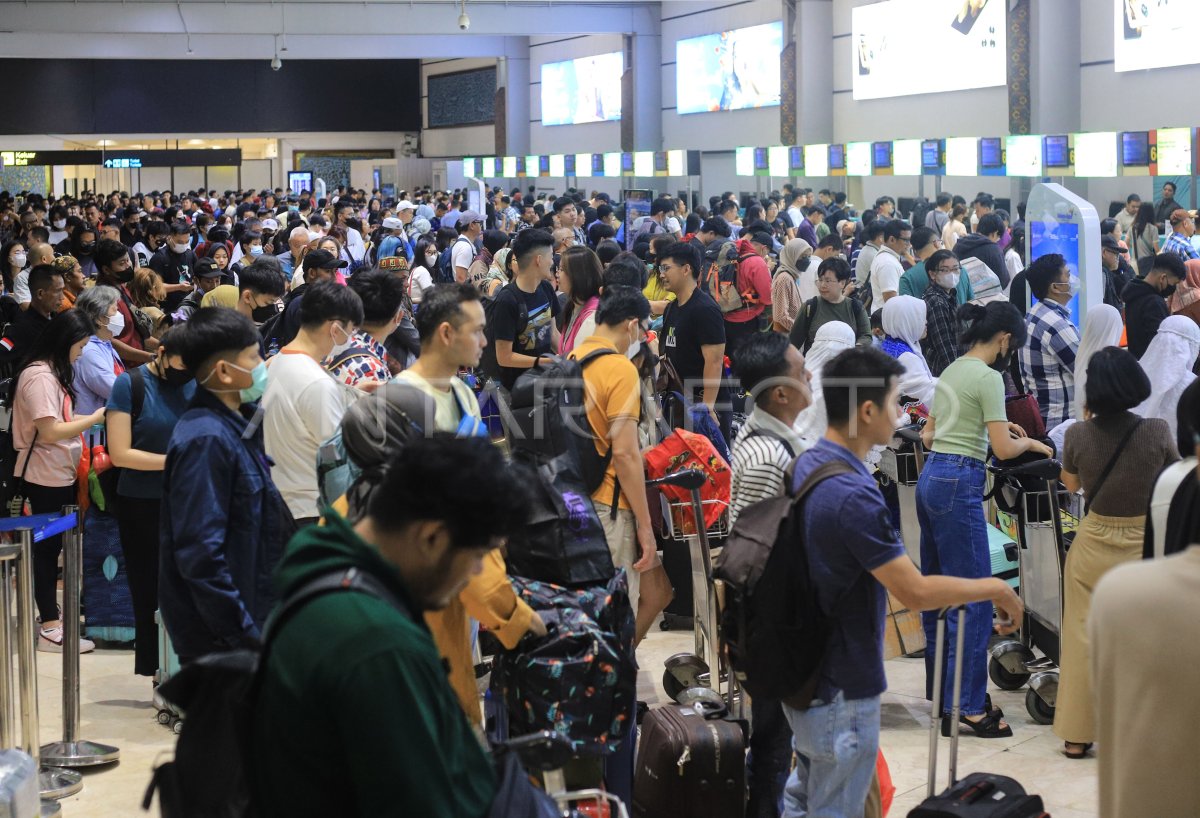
782, 347, 1021, 818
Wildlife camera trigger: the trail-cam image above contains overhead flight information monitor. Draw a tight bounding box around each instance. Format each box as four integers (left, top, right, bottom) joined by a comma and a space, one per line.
979, 137, 1005, 176
805, 144, 829, 177
921, 139, 946, 175
892, 140, 921, 175
1073, 131, 1118, 177
945, 137, 979, 176
1005, 135, 1042, 177
846, 142, 872, 176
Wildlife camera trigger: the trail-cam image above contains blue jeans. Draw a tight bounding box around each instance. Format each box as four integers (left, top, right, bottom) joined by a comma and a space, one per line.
780, 692, 880, 818
916, 453, 992, 717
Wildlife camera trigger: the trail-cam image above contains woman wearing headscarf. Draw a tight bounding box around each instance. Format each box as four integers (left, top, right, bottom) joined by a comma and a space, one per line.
880, 295, 937, 408
792, 321, 856, 446
770, 238, 812, 333
1133, 315, 1200, 444
1167, 258, 1200, 323
1047, 304, 1125, 454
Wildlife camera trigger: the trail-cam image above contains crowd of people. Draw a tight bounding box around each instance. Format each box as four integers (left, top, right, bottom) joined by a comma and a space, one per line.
0, 178, 1196, 818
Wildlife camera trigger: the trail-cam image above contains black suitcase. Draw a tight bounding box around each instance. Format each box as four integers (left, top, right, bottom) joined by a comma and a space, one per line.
908, 608, 1049, 818
632, 701, 746, 818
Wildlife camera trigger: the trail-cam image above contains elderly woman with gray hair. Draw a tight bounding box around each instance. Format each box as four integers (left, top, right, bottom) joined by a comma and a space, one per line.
73, 284, 127, 415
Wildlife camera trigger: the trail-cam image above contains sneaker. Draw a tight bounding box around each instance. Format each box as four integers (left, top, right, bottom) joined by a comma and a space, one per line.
37, 627, 95, 654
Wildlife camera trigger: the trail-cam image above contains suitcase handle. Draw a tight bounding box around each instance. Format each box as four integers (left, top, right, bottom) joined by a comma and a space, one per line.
926, 606, 967, 798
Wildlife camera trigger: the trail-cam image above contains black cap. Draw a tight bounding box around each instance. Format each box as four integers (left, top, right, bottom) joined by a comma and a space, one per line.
1100, 235, 1123, 253
304, 249, 348, 270
194, 257, 224, 278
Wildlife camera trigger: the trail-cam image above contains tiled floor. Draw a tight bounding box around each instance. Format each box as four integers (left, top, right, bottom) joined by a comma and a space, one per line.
35, 623, 1098, 817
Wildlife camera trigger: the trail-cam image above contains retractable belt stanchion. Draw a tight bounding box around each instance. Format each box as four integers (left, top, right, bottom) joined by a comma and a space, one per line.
2, 515, 84, 803
41, 506, 119, 768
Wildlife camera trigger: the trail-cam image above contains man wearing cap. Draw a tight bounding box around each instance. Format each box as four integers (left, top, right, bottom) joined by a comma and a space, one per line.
1162, 209, 1199, 261
266, 248, 349, 356
377, 216, 412, 264
452, 211, 484, 284
1100, 234, 1133, 310
174, 257, 227, 321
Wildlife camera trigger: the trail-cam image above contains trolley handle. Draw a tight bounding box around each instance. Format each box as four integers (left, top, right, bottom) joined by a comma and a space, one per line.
646, 468, 707, 491
986, 458, 1062, 482
893, 424, 924, 447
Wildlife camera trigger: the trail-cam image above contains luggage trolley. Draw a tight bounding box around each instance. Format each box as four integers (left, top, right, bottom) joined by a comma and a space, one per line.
879, 424, 926, 568
646, 469, 738, 712
984, 458, 1082, 724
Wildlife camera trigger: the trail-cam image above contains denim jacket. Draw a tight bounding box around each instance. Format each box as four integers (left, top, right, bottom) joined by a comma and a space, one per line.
159, 387, 293, 660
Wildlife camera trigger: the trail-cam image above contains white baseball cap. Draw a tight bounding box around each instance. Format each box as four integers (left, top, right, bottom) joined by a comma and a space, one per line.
395, 200, 417, 212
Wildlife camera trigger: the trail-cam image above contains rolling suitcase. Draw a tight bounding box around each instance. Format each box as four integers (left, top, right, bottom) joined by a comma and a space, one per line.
0, 749, 38, 817
632, 700, 745, 818
908, 608, 1049, 818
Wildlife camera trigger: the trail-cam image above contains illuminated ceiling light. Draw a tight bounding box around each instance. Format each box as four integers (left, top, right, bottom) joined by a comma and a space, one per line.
187, 139, 204, 145
97, 140, 115, 146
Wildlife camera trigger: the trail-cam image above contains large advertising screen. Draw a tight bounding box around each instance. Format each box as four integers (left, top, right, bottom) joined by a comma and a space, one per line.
1157, 127, 1193, 175
1074, 132, 1118, 177
852, 0, 1005, 100
541, 52, 623, 126
1114, 0, 1200, 72
676, 22, 783, 115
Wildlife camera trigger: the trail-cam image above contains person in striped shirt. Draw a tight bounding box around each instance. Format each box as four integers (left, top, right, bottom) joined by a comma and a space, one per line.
1162, 209, 1200, 262
728, 330, 812, 818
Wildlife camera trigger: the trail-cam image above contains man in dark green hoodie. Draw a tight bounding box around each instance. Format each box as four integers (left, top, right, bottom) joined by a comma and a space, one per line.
251, 435, 530, 817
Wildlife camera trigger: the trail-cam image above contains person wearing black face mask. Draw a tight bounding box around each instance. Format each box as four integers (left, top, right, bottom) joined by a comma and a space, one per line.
72, 226, 100, 278
1123, 252, 1188, 360
234, 257, 288, 338
106, 326, 197, 679
916, 300, 1052, 740
95, 238, 156, 366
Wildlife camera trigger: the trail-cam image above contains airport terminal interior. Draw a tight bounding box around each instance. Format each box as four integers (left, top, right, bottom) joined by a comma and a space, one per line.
0, 0, 1198, 816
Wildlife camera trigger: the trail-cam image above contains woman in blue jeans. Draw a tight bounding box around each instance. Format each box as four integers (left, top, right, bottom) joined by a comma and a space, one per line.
918, 302, 1052, 738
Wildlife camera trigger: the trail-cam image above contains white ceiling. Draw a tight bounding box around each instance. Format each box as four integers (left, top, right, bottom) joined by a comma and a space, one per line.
0, 0, 663, 59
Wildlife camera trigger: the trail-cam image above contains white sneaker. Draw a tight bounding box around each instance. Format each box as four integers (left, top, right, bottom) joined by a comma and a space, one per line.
37, 627, 95, 654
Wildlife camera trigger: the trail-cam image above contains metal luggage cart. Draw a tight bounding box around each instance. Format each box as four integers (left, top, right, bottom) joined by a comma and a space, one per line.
878, 425, 926, 569
647, 469, 739, 715
985, 458, 1082, 724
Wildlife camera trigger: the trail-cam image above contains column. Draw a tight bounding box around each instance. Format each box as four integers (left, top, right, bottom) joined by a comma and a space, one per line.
496, 38, 531, 157
795, 0, 833, 146
626, 30, 663, 152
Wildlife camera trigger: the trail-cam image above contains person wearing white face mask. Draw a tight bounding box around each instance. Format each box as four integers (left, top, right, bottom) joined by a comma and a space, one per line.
72, 285, 127, 416
1019, 252, 1082, 431
920, 249, 965, 377
408, 236, 438, 305
262, 280, 364, 528
149, 221, 198, 314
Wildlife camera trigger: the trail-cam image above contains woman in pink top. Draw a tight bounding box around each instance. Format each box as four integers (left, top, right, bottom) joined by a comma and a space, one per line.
10, 310, 105, 653
557, 246, 604, 356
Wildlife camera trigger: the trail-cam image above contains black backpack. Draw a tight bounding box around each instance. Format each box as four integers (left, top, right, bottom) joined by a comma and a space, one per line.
713, 459, 854, 708
477, 281, 529, 383
502, 349, 621, 587
258, 287, 303, 358
143, 566, 406, 818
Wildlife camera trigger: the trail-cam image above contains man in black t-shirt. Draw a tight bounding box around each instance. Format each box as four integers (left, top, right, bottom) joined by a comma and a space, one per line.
657, 241, 728, 438
149, 220, 198, 313
490, 229, 561, 391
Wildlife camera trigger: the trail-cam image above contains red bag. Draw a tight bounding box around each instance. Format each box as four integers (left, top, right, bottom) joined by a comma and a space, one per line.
877, 749, 894, 816
643, 428, 731, 531
1004, 394, 1046, 440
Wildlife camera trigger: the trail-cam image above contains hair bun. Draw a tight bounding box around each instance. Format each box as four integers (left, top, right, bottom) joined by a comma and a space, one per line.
956, 302, 986, 322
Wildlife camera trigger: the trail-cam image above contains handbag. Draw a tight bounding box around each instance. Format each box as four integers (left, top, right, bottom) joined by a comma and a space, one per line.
7, 428, 37, 517
1004, 373, 1046, 440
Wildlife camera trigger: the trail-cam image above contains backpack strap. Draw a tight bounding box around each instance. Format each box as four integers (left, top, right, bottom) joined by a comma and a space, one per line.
576, 345, 623, 517
744, 428, 796, 459
789, 458, 856, 501
264, 566, 408, 646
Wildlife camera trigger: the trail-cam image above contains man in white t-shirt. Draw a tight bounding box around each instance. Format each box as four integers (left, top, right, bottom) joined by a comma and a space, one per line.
395, 282, 485, 434
13, 243, 54, 307
263, 280, 364, 526
869, 219, 911, 310
451, 210, 484, 284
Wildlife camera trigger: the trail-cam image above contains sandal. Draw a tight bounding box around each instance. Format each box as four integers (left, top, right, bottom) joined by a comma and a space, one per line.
984, 693, 1004, 718
941, 710, 1013, 739
1063, 742, 1093, 760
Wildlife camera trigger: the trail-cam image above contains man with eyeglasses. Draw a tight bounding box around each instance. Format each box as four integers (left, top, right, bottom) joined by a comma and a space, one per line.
868, 219, 911, 310
920, 249, 967, 376
899, 225, 974, 306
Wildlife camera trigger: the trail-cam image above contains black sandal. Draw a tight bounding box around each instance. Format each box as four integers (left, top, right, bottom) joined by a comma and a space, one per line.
984, 693, 1004, 718
941, 710, 1013, 738
1063, 742, 1093, 759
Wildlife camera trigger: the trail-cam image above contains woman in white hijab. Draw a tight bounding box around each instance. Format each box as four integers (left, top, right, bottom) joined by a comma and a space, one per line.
880, 295, 937, 407
1133, 316, 1200, 443
1047, 304, 1125, 454
793, 321, 856, 445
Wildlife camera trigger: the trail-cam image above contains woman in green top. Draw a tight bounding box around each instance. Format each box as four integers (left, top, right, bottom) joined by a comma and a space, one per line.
917, 301, 1052, 739
788, 256, 872, 352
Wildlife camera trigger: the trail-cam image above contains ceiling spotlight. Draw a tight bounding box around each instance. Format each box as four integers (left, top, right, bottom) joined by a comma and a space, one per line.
271, 54, 282, 71
458, 0, 469, 30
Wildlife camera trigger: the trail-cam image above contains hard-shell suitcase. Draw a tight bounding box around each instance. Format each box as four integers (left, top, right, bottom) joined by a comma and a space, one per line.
153, 610, 183, 734
908, 608, 1048, 818
632, 701, 745, 818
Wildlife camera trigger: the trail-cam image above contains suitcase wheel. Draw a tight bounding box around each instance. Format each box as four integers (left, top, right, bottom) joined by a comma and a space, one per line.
156, 711, 172, 726
1025, 688, 1055, 725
